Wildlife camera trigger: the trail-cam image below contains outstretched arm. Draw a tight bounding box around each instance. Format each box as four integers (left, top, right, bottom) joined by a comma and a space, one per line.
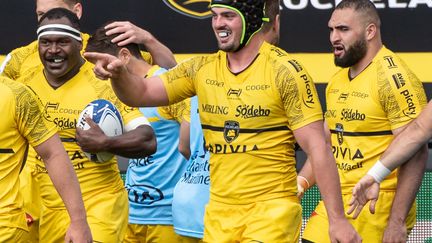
349, 101, 432, 218
35, 134, 92, 243
105, 21, 177, 69
294, 120, 361, 243
84, 52, 169, 107
378, 101, 432, 170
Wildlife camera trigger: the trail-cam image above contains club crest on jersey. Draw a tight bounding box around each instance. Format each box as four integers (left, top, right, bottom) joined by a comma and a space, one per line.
335, 123, 344, 145
162, 0, 211, 19
224, 120, 240, 143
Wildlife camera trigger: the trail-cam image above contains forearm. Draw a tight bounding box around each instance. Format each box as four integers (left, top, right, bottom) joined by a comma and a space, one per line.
389, 144, 427, 224
143, 35, 177, 69
45, 153, 87, 222
110, 73, 147, 107
105, 126, 157, 158
381, 121, 430, 171
298, 158, 316, 187
381, 101, 432, 170
310, 146, 345, 222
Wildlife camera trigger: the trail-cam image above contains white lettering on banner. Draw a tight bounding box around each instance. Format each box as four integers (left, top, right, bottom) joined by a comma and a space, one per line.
371, 0, 386, 8
283, 0, 308, 9
408, 0, 432, 7
389, 0, 408, 7
311, 0, 333, 9
281, 0, 431, 10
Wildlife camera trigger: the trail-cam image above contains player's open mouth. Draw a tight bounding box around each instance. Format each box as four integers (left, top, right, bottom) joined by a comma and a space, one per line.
333, 45, 344, 57
218, 31, 231, 38
45, 57, 66, 68
50, 58, 65, 63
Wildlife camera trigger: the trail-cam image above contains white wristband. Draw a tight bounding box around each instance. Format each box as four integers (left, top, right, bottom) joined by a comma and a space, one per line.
297, 175, 310, 189
367, 160, 391, 183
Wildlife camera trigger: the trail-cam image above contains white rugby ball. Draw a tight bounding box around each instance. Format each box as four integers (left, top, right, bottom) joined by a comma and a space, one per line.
77, 99, 123, 163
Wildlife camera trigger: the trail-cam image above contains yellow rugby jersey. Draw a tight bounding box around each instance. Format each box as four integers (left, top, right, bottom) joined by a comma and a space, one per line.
161, 42, 323, 204
0, 33, 152, 80
0, 77, 56, 230
145, 65, 190, 124
18, 61, 144, 208
325, 46, 427, 194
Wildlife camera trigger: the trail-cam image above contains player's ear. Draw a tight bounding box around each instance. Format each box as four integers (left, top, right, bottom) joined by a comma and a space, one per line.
72, 3, 83, 19
118, 48, 132, 64
365, 23, 377, 41
274, 14, 280, 34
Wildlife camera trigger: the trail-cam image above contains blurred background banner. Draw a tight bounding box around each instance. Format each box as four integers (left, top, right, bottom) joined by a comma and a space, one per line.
1, 1, 430, 241
0, 1, 431, 53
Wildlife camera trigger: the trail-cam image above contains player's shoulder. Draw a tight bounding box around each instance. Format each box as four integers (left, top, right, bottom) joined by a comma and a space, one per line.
261, 42, 308, 75
184, 53, 218, 65
0, 76, 36, 100
373, 46, 408, 72
172, 54, 218, 75
372, 46, 418, 84
9, 40, 39, 56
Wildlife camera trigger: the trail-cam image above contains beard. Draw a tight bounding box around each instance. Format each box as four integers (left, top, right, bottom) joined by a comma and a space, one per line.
218, 40, 240, 52
334, 38, 368, 68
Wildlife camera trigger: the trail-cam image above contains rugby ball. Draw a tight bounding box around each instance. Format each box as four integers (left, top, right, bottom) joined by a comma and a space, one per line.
77, 99, 123, 163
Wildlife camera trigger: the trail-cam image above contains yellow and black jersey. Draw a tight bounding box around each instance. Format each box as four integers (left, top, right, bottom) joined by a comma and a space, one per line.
0, 77, 56, 230
325, 46, 427, 194
160, 41, 323, 204
145, 65, 190, 124
17, 61, 145, 208
0, 33, 152, 80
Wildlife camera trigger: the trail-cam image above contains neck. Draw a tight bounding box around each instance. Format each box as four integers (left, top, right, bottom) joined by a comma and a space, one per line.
349, 41, 383, 78
44, 58, 85, 88
129, 59, 152, 77
226, 36, 263, 73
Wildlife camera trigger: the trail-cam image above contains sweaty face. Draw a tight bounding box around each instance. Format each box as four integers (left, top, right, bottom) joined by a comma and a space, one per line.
38, 17, 83, 83
36, 0, 72, 20
211, 7, 243, 52
328, 8, 368, 68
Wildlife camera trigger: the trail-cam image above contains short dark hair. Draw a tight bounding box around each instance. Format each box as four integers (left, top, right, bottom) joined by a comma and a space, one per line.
262, 0, 280, 33
85, 21, 142, 58
38, 7, 80, 30
64, 0, 81, 4
335, 0, 381, 28
35, 0, 82, 6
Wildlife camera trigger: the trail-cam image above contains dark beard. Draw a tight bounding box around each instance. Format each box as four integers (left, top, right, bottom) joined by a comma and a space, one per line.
334, 38, 367, 68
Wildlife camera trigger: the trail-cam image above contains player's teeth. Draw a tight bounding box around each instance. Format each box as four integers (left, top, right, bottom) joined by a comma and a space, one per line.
54, 59, 63, 63
219, 32, 228, 37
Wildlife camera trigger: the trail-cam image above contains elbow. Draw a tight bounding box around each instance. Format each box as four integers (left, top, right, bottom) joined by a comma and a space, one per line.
138, 135, 157, 157
178, 145, 190, 160
147, 137, 157, 155
130, 128, 157, 157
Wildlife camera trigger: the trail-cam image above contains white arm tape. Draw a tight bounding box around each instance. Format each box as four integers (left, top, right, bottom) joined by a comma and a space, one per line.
367, 160, 392, 183
124, 117, 151, 132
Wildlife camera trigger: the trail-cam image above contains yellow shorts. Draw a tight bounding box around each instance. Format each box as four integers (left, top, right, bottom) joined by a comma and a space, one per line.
203, 197, 302, 243
178, 235, 203, 243
302, 191, 416, 243
124, 224, 182, 243
19, 164, 40, 243
39, 189, 128, 243
0, 227, 28, 242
